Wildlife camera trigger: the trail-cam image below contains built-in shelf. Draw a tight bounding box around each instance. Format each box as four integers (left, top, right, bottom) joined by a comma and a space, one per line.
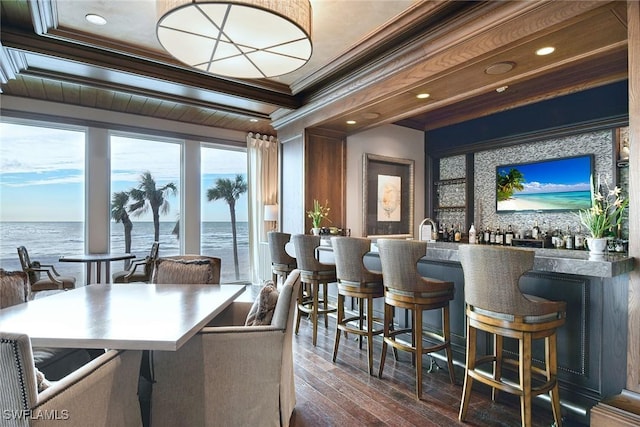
435, 178, 466, 186
435, 206, 466, 212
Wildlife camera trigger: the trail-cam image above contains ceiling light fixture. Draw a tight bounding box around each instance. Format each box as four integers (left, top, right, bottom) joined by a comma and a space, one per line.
496, 85, 509, 93
536, 46, 555, 56
416, 93, 430, 99
346, 120, 357, 125
85, 14, 107, 25
156, 0, 312, 79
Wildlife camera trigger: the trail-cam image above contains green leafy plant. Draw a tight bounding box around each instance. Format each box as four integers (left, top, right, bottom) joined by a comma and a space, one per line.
307, 199, 331, 228
577, 178, 628, 238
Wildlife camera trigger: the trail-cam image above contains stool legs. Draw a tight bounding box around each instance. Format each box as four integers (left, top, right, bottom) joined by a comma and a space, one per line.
458, 319, 476, 421
295, 278, 334, 347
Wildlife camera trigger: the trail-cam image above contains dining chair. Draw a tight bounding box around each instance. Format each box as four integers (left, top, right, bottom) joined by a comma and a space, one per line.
458, 244, 566, 426
152, 255, 221, 284
377, 238, 456, 399
17, 246, 75, 296
112, 241, 159, 283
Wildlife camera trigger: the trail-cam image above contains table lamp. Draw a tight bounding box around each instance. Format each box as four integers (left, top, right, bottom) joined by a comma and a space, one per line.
264, 204, 278, 231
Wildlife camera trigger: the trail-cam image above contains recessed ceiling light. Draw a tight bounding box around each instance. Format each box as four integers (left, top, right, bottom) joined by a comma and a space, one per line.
496, 85, 509, 93
416, 93, 430, 99
346, 120, 357, 125
362, 112, 380, 120
85, 14, 107, 25
536, 46, 555, 56
249, 118, 259, 122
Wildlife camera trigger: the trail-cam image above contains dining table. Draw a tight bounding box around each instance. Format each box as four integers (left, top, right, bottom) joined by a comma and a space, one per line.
0, 282, 246, 351
59, 252, 136, 285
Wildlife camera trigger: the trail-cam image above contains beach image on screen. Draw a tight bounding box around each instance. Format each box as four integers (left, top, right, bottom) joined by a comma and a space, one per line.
496, 155, 593, 212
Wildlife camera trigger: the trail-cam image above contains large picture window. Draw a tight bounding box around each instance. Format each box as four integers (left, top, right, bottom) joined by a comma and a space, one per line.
0, 120, 86, 281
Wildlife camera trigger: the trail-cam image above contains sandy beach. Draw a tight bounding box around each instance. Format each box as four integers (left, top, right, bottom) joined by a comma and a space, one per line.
498, 197, 567, 211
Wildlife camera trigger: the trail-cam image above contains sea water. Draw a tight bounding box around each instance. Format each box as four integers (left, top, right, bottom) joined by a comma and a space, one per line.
0, 221, 249, 283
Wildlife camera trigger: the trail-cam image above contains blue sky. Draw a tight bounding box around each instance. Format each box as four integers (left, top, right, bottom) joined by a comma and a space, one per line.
496, 155, 592, 194
0, 122, 248, 222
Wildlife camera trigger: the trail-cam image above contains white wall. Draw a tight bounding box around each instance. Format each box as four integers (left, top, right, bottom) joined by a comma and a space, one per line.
346, 124, 425, 238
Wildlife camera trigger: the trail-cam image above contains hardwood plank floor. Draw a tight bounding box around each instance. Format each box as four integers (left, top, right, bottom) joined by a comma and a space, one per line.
289, 313, 580, 427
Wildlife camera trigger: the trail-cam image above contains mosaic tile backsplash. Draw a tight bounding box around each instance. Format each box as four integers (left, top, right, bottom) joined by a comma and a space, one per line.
435, 128, 630, 240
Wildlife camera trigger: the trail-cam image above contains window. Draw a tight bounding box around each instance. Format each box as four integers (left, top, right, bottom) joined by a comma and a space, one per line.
0, 120, 86, 280
201, 146, 249, 283
110, 134, 181, 265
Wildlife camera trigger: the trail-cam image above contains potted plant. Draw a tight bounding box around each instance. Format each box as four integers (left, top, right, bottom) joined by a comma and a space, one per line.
577, 177, 628, 259
307, 199, 331, 235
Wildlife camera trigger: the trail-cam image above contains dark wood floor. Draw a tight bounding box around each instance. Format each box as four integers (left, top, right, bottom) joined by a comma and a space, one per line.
289, 313, 576, 427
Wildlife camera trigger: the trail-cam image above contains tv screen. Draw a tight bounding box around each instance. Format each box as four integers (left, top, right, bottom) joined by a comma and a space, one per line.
496, 155, 593, 212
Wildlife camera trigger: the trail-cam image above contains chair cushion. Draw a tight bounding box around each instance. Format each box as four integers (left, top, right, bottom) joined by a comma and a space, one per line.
28, 260, 41, 284
0, 268, 28, 308
33, 347, 92, 381
245, 282, 279, 326
153, 258, 214, 284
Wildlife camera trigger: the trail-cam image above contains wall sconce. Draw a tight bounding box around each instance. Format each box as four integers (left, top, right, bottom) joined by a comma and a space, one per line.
264, 204, 278, 231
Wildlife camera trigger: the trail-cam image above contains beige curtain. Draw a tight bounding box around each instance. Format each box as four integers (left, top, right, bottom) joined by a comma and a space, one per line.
247, 133, 279, 284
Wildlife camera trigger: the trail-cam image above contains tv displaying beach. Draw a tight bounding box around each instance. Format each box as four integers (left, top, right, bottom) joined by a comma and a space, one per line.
496, 155, 593, 212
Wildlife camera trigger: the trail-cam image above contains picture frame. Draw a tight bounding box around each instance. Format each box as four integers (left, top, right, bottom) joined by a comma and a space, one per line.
362, 153, 414, 239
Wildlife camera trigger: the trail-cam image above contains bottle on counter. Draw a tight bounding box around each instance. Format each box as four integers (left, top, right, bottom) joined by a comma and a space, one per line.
483, 226, 490, 244
532, 220, 540, 240
564, 225, 574, 250
468, 224, 476, 244
489, 227, 496, 244
442, 223, 448, 242
574, 228, 585, 250
454, 223, 462, 242
448, 224, 455, 242
505, 224, 514, 246
495, 226, 504, 245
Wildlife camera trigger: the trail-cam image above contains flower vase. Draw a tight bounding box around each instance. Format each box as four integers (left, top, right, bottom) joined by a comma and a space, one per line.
311, 227, 320, 236
586, 237, 607, 260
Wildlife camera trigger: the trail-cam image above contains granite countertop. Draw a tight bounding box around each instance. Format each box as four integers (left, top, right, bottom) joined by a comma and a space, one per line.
319, 239, 634, 278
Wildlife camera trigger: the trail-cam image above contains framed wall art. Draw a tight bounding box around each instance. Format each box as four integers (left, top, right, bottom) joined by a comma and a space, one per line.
362, 153, 414, 239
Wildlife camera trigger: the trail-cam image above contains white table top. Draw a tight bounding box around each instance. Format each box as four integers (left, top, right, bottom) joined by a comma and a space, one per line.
0, 283, 246, 351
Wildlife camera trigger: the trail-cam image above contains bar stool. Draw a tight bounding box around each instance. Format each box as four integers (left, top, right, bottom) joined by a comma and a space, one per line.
377, 238, 456, 399
267, 231, 297, 286
292, 234, 337, 346
458, 244, 566, 427
330, 236, 384, 375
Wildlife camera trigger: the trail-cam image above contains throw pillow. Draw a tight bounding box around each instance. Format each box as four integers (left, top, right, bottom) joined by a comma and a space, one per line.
245, 281, 279, 326
153, 258, 214, 284
28, 261, 41, 285
34, 367, 51, 392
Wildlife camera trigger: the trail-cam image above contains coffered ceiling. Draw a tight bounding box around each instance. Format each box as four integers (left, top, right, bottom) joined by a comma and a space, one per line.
0, 1, 630, 138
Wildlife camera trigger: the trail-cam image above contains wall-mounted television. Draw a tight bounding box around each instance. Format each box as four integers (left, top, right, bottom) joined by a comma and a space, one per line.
496, 155, 593, 213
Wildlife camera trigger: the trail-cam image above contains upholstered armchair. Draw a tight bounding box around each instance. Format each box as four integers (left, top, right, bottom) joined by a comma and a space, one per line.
112, 242, 159, 283
150, 270, 301, 427
17, 246, 75, 295
0, 332, 143, 427
152, 255, 221, 284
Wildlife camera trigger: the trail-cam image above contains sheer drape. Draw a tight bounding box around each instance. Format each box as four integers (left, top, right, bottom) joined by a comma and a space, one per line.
247, 133, 278, 284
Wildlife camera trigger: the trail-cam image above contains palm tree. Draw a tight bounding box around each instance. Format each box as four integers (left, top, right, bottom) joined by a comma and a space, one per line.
128, 171, 178, 242
497, 168, 525, 201
111, 191, 133, 268
207, 174, 247, 280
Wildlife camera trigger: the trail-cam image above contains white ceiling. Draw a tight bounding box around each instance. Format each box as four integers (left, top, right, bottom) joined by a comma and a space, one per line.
54, 0, 417, 90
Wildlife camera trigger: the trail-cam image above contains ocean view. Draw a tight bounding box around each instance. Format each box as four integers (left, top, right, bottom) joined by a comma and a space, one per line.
0, 221, 249, 283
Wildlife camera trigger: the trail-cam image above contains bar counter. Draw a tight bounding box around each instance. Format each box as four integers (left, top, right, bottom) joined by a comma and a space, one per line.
317, 240, 634, 425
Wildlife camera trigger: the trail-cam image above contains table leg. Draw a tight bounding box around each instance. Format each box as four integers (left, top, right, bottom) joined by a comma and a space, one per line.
96, 262, 102, 284
105, 262, 110, 284
86, 263, 92, 286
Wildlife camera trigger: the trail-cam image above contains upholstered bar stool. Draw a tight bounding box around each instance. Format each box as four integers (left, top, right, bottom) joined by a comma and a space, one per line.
330, 236, 384, 375
377, 239, 456, 399
458, 244, 566, 427
292, 234, 337, 346
268, 231, 297, 286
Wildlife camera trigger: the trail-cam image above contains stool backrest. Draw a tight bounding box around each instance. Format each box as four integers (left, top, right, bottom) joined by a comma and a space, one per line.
291, 234, 327, 272
268, 232, 296, 266
458, 244, 549, 316
377, 239, 427, 292
331, 236, 378, 283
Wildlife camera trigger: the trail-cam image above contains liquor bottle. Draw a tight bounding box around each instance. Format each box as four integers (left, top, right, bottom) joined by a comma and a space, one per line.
442, 223, 448, 241
574, 229, 585, 250
564, 225, 574, 250
454, 223, 462, 242
483, 226, 490, 244
495, 226, 503, 245
438, 222, 444, 241
448, 224, 455, 242
505, 224, 514, 246
468, 224, 476, 244
532, 220, 540, 240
